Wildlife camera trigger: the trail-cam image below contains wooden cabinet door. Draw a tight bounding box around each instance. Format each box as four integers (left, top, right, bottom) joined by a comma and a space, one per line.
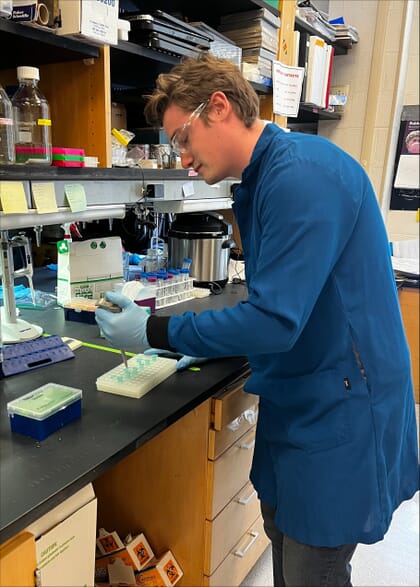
399, 288, 419, 402
0, 532, 36, 587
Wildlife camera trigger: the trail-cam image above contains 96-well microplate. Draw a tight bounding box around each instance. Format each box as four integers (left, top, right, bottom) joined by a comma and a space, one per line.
96, 353, 177, 399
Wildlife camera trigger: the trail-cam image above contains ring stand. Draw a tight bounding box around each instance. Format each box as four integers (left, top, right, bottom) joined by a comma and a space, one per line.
1, 230, 43, 344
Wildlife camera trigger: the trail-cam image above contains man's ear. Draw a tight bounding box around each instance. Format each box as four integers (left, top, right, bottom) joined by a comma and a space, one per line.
208, 91, 231, 121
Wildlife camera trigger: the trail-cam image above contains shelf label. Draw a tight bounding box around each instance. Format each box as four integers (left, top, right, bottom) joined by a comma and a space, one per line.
272, 61, 305, 118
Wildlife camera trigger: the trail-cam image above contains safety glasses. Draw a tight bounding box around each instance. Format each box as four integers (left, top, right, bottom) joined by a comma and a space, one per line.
170, 100, 209, 156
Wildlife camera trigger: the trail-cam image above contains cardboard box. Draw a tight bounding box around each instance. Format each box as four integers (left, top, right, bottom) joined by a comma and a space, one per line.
95, 547, 139, 581
136, 551, 183, 587
25, 484, 97, 587
125, 533, 155, 570
12, 0, 36, 21
57, 236, 124, 305
111, 102, 127, 131
95, 532, 154, 580
97, 528, 124, 556
57, 0, 119, 45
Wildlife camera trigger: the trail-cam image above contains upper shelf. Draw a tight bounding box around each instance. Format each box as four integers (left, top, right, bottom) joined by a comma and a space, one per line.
294, 15, 350, 56
0, 19, 99, 70
119, 0, 278, 28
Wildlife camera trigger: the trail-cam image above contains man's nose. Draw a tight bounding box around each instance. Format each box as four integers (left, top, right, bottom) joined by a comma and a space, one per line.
181, 151, 193, 169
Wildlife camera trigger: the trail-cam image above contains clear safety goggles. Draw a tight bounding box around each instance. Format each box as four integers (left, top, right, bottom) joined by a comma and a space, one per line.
170, 100, 209, 156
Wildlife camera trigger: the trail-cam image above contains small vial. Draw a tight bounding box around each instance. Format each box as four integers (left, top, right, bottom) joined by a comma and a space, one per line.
182, 257, 192, 271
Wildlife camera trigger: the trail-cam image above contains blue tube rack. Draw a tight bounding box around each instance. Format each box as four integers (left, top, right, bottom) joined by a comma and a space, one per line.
1, 335, 75, 377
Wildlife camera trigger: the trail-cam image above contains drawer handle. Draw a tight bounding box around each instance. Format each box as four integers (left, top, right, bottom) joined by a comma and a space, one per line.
234, 531, 259, 558
227, 408, 257, 431
239, 439, 255, 450
236, 489, 257, 505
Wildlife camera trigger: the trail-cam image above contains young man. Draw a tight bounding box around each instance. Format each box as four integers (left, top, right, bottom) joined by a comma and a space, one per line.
96, 54, 419, 586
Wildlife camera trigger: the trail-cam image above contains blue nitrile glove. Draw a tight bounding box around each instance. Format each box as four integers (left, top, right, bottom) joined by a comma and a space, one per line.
95, 291, 150, 351
144, 348, 208, 371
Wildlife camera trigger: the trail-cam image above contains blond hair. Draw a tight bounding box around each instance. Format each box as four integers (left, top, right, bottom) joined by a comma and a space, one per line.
144, 53, 260, 128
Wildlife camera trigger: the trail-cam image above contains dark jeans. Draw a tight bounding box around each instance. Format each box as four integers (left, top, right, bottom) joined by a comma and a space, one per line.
261, 501, 358, 587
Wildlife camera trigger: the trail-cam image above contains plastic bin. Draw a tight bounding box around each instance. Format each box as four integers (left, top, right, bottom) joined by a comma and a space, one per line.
7, 383, 82, 440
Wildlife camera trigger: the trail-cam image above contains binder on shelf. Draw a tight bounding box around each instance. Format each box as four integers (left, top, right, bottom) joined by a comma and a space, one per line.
298, 31, 311, 102
321, 45, 334, 109
292, 29, 300, 67
305, 35, 329, 108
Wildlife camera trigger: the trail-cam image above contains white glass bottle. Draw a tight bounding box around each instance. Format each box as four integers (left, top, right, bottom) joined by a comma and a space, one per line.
12, 66, 52, 165
0, 82, 15, 165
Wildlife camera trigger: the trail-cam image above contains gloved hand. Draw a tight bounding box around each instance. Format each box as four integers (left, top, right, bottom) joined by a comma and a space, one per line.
144, 348, 208, 371
95, 291, 150, 351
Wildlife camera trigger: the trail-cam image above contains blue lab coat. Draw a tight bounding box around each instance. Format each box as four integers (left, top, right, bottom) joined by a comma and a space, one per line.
166, 123, 419, 547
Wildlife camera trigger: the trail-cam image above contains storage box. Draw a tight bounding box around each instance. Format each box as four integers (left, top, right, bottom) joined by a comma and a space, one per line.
57, 237, 124, 306
57, 0, 119, 45
11, 0, 36, 21
25, 484, 97, 587
136, 550, 183, 587
111, 102, 128, 130
95, 531, 154, 579
96, 528, 124, 556
7, 383, 82, 440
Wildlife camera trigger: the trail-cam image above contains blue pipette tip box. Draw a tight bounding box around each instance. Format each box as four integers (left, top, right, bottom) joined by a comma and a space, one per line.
7, 383, 82, 441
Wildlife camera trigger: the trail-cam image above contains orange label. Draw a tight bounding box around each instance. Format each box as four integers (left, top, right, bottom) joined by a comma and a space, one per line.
98, 535, 119, 553
134, 541, 151, 566
164, 560, 180, 584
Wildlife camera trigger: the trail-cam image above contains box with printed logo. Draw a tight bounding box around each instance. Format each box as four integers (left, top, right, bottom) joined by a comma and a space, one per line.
136, 550, 183, 587
57, 0, 119, 45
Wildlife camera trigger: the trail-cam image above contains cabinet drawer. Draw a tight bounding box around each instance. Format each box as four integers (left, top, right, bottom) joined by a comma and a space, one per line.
211, 374, 254, 431
207, 427, 256, 520
204, 481, 260, 575
207, 515, 270, 587
208, 403, 258, 460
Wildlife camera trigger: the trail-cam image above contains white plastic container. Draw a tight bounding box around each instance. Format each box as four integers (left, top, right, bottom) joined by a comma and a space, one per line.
7, 383, 82, 440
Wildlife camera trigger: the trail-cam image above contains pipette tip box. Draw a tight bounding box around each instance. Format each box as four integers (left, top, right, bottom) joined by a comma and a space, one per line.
7, 383, 82, 440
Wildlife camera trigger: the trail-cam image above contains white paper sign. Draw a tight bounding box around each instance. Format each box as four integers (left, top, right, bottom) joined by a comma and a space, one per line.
272, 61, 305, 118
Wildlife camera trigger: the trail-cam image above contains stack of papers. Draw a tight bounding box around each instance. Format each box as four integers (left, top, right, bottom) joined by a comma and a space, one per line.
391, 239, 419, 277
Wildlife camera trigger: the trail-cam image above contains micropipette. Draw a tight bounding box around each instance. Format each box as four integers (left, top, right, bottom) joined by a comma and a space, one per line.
95, 298, 129, 368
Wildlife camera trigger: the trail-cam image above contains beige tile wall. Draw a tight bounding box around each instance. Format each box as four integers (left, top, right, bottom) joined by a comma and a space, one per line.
318, 0, 378, 161
314, 0, 419, 241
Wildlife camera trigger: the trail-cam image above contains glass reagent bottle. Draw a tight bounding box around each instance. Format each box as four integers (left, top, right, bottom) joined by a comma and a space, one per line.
12, 66, 52, 165
0, 82, 15, 165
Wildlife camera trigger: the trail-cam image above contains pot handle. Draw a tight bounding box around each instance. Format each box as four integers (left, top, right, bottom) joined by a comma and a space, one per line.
222, 238, 236, 250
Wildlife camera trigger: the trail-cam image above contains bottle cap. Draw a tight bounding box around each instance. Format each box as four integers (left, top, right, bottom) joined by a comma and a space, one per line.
17, 66, 40, 81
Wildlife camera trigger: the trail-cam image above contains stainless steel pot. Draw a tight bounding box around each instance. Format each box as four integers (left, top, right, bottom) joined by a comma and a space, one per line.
168, 212, 235, 288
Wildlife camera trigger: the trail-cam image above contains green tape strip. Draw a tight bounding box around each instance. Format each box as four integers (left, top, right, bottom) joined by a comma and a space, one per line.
43, 333, 135, 356
81, 341, 135, 357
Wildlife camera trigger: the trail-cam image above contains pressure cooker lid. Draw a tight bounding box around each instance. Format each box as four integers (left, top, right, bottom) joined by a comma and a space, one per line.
169, 212, 228, 235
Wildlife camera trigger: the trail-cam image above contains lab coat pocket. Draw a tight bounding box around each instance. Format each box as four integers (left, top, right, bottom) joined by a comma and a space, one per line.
261, 369, 352, 453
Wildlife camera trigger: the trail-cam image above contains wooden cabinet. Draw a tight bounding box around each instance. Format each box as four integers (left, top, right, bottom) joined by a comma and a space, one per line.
0, 532, 36, 587
204, 375, 269, 585
92, 372, 269, 586
399, 287, 419, 403
0, 1, 278, 169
